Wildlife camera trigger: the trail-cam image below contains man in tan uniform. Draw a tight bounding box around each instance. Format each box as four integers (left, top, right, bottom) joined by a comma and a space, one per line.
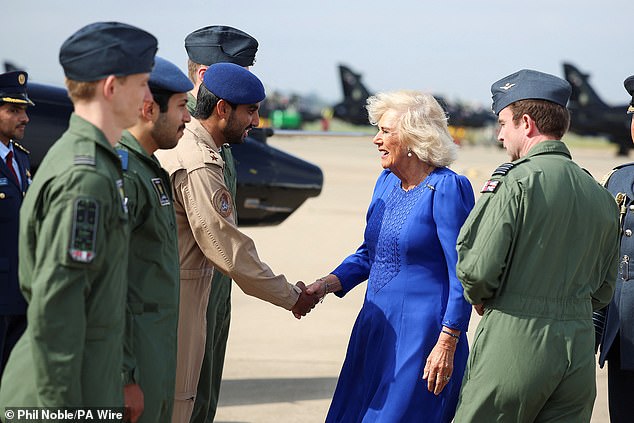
184, 26, 258, 422
155, 62, 318, 422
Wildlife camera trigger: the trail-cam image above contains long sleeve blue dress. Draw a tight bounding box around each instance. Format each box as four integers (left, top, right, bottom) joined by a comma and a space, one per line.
326, 167, 474, 422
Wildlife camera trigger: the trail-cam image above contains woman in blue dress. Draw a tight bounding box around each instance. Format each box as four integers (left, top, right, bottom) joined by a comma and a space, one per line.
307, 90, 475, 422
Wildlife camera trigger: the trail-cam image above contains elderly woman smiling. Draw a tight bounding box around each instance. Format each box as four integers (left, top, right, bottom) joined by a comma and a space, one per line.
308, 90, 474, 422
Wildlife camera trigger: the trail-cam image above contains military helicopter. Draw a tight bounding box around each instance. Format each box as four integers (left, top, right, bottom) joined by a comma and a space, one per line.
15, 72, 323, 227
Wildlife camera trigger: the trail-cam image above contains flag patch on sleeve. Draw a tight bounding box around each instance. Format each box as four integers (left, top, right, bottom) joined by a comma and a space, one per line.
481, 179, 501, 193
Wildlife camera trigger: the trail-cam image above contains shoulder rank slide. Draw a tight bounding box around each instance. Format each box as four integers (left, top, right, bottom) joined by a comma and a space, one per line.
481, 179, 501, 193
492, 162, 515, 176
74, 155, 96, 166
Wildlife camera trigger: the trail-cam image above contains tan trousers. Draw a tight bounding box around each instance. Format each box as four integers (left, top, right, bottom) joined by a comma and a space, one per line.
172, 270, 213, 423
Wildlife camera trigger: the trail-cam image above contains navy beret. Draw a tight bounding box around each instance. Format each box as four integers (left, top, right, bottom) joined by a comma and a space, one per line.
185, 26, 258, 67
60, 22, 158, 82
149, 57, 193, 94
624, 75, 634, 113
491, 69, 572, 115
0, 71, 34, 106
202, 62, 265, 104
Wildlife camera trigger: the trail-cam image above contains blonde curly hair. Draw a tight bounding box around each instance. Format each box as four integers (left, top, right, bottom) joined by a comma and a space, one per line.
366, 90, 457, 167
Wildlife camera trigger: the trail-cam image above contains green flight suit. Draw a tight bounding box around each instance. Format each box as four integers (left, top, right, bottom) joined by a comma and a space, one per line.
0, 114, 129, 410
117, 131, 180, 422
454, 141, 620, 423
188, 94, 236, 423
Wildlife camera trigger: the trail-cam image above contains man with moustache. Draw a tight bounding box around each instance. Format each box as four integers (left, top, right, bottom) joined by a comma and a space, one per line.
155, 63, 318, 423
0, 71, 33, 379
116, 57, 192, 423
184, 26, 258, 422
0, 22, 156, 410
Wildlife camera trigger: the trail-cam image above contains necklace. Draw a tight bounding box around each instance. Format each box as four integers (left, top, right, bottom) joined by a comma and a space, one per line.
402, 166, 434, 191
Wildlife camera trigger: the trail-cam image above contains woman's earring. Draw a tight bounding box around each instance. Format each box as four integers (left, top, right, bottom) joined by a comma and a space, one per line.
407, 148, 413, 157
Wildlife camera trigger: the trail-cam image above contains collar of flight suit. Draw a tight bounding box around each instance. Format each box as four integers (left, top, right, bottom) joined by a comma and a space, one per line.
119, 130, 164, 170
67, 113, 122, 163
187, 117, 222, 152
522, 139, 572, 161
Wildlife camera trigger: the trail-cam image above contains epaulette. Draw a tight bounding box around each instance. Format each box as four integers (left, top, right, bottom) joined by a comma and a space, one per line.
481, 161, 524, 194
13, 142, 30, 154
73, 140, 96, 166
116, 148, 129, 171
601, 162, 634, 187
74, 155, 96, 166
491, 162, 515, 176
201, 143, 222, 167
613, 162, 634, 171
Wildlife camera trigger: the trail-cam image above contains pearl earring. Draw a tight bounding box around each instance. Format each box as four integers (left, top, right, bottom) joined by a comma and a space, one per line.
407, 148, 412, 157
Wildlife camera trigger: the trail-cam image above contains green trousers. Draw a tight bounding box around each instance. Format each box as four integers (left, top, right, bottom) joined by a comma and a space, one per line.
190, 274, 231, 423
455, 310, 596, 422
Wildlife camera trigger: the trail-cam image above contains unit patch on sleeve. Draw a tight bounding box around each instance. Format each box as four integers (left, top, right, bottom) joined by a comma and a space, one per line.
212, 188, 233, 218
481, 179, 501, 193
151, 178, 171, 206
69, 198, 99, 263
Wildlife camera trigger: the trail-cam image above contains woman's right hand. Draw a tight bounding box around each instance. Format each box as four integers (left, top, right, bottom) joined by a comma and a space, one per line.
306, 278, 328, 299
306, 274, 342, 300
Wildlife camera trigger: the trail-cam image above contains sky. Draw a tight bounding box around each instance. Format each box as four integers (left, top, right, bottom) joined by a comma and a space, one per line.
3, 0, 634, 109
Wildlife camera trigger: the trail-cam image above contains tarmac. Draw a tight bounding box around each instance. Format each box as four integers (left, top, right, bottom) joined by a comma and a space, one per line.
214, 134, 624, 423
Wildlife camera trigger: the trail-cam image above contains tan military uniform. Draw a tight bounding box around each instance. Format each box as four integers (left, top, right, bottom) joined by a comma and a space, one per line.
155, 118, 300, 423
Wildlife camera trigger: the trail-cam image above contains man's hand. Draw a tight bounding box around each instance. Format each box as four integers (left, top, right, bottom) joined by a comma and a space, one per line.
306, 279, 327, 298
123, 383, 144, 423
291, 281, 319, 319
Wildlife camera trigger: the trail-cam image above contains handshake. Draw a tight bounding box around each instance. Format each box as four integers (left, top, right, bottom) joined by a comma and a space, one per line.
290, 276, 339, 319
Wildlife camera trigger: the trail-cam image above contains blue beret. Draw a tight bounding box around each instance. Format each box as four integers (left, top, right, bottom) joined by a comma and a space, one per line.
491, 69, 571, 115
60, 22, 157, 82
624, 75, 634, 113
149, 57, 193, 94
202, 63, 265, 104
0, 71, 34, 106
185, 26, 258, 67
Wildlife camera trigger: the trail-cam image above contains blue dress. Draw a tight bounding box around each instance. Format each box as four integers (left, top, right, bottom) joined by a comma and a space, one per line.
327, 167, 474, 423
